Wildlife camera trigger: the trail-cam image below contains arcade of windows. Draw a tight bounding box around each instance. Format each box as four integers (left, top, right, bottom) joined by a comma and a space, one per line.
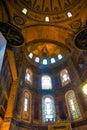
28, 52, 63, 65
25, 68, 71, 88
23, 68, 82, 123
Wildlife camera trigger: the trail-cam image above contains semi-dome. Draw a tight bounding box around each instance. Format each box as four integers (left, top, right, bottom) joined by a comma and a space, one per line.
26, 40, 70, 67
0, 1, 87, 130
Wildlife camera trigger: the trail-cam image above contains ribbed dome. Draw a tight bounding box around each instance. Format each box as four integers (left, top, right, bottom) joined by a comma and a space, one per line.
20, 0, 79, 14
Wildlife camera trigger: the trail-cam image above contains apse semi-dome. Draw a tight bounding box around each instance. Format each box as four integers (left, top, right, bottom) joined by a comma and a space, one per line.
25, 40, 70, 67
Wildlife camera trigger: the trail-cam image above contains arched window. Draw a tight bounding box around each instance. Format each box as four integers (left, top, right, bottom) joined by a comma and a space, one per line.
24, 97, 28, 112
41, 75, 52, 90
22, 91, 31, 122
25, 68, 33, 84
42, 95, 56, 123
45, 16, 50, 22
65, 90, 82, 121
60, 69, 71, 86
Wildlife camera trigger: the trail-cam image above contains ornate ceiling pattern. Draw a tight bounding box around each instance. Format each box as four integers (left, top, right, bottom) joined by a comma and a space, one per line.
20, 0, 80, 14
27, 41, 69, 58
13, 0, 82, 23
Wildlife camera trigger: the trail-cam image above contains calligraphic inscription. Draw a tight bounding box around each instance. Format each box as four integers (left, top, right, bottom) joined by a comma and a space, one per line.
53, 126, 66, 129
75, 28, 87, 50
0, 22, 24, 47
48, 120, 72, 130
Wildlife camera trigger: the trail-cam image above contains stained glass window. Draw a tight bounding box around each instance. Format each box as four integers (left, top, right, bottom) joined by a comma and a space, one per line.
24, 98, 28, 112
22, 91, 31, 122
42, 95, 56, 123
65, 90, 82, 121
41, 75, 52, 89
60, 69, 71, 86
25, 68, 33, 84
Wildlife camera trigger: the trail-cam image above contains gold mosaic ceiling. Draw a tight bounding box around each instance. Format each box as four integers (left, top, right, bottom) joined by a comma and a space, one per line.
12, 0, 84, 24
27, 41, 69, 58
20, 0, 80, 14
0, 0, 87, 66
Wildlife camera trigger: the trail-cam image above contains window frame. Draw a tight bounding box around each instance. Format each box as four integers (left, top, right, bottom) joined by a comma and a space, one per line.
22, 91, 31, 122
41, 75, 52, 90
60, 69, 71, 87
65, 90, 82, 121
42, 95, 56, 123
25, 68, 33, 85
